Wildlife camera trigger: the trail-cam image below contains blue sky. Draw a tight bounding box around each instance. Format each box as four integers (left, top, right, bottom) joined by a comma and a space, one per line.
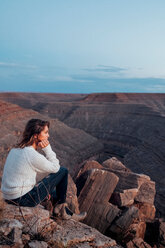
0, 0, 165, 93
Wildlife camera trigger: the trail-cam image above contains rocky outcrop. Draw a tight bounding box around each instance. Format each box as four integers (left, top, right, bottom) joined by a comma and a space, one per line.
0, 204, 119, 248
76, 158, 161, 247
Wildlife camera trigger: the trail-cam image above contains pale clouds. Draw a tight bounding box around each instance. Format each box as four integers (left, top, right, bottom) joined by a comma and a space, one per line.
0, 62, 37, 69
83, 65, 127, 73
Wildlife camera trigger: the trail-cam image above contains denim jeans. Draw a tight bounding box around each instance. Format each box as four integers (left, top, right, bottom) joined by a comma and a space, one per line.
6, 167, 68, 207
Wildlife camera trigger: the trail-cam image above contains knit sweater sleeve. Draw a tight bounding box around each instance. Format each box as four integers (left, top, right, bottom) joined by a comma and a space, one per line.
27, 144, 60, 173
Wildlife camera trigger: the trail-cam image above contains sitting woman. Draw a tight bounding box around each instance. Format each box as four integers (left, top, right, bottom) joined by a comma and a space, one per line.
1, 118, 86, 221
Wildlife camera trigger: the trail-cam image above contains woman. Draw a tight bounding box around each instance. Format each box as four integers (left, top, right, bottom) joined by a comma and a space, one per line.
1, 118, 86, 221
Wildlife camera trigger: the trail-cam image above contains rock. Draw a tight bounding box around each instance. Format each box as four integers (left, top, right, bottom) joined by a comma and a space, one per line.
103, 167, 156, 206
110, 189, 138, 207
134, 203, 156, 221
128, 222, 146, 239
86, 202, 120, 233
78, 169, 119, 209
135, 181, 156, 205
66, 174, 80, 214
2, 204, 57, 235
70, 242, 91, 248
28, 240, 48, 248
0, 219, 23, 245
126, 238, 152, 248
78, 168, 119, 232
49, 218, 117, 248
110, 206, 139, 234
77, 160, 103, 179
103, 168, 153, 193
22, 233, 30, 241
1, 203, 122, 248
103, 157, 131, 172
76, 161, 103, 196
159, 220, 165, 246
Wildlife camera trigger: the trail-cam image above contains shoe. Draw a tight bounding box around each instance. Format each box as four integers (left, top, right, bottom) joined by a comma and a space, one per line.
54, 203, 87, 221
71, 211, 87, 221
65, 206, 87, 222
54, 203, 71, 220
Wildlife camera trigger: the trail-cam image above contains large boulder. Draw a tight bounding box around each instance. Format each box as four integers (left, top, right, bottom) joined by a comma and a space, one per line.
78, 168, 119, 233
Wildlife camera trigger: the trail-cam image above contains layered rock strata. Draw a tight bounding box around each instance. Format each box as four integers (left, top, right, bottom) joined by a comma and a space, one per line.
76, 158, 163, 247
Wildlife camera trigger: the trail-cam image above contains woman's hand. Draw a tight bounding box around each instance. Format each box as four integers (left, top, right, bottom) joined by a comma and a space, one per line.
38, 139, 49, 148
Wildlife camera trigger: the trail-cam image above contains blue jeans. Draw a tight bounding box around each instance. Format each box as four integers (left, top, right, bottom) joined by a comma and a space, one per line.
6, 167, 68, 207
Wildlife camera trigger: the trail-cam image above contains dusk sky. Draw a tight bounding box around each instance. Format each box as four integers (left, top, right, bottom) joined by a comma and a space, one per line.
0, 0, 165, 93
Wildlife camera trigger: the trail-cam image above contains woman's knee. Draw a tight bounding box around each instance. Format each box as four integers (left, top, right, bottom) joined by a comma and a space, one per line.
59, 166, 68, 175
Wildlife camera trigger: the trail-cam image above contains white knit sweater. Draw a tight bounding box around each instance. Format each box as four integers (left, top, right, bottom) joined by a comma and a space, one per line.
1, 144, 60, 200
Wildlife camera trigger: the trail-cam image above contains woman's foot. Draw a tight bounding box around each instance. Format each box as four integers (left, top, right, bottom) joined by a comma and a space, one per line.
54, 203, 71, 220
70, 211, 87, 221
54, 203, 87, 221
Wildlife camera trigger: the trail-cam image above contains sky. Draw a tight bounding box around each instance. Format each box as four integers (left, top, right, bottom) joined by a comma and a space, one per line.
0, 0, 165, 93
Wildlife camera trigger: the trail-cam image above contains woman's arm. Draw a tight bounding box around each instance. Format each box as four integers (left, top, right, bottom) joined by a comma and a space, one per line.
27, 144, 60, 173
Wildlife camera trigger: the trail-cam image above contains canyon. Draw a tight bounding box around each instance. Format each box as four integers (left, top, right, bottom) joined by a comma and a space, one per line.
0, 92, 165, 247
0, 92, 165, 218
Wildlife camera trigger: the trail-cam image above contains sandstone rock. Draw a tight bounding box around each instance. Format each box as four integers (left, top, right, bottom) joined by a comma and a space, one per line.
1, 203, 121, 248
49, 218, 117, 248
126, 238, 152, 248
134, 203, 156, 221
135, 180, 155, 205
22, 233, 30, 241
66, 174, 80, 214
110, 206, 139, 234
103, 168, 156, 207
78, 169, 119, 210
28, 240, 48, 248
76, 160, 103, 179
2, 204, 57, 235
110, 189, 138, 207
85, 202, 120, 233
128, 222, 146, 240
78, 169, 119, 232
103, 157, 130, 172
159, 220, 165, 246
70, 242, 91, 248
0, 219, 23, 246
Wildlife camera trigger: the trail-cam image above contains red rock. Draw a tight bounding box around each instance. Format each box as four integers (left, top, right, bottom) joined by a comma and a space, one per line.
126, 238, 152, 248
76, 160, 103, 179
134, 203, 156, 221
110, 206, 139, 233
103, 157, 131, 172
110, 189, 138, 207
78, 168, 119, 233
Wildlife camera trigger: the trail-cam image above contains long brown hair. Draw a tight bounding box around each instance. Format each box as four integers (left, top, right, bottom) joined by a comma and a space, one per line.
16, 119, 50, 148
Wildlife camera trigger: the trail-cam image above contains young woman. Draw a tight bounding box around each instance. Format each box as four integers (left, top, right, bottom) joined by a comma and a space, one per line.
1, 118, 86, 221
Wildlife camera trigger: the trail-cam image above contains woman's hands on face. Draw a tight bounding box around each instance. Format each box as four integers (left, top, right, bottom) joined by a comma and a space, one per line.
38, 139, 49, 148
